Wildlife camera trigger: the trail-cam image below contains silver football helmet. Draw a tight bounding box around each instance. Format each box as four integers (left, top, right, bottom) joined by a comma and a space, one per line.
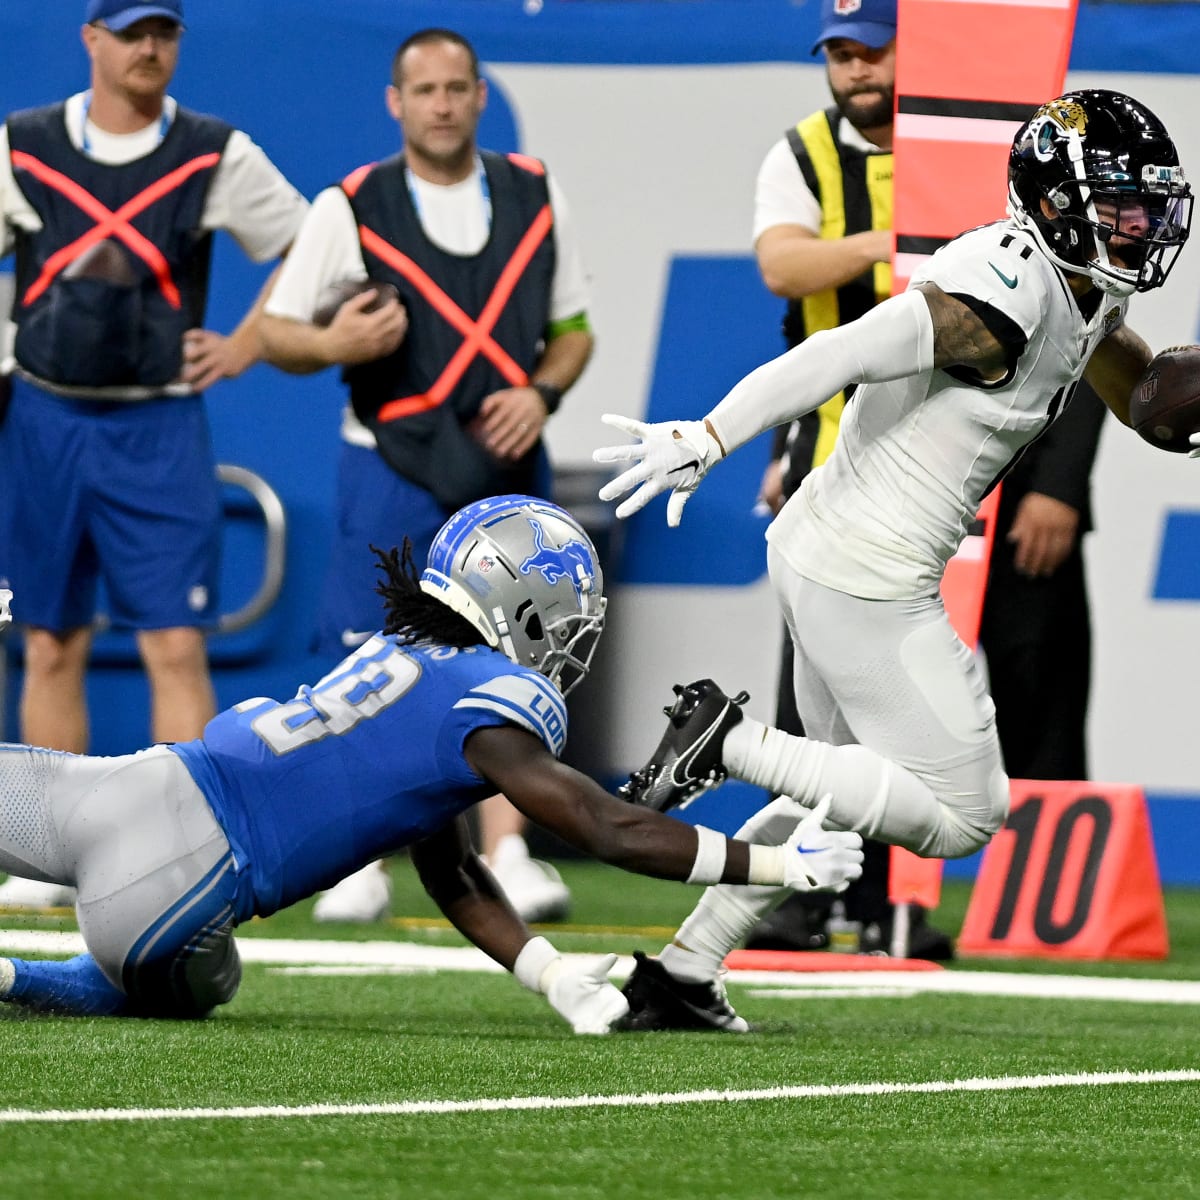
419, 494, 606, 697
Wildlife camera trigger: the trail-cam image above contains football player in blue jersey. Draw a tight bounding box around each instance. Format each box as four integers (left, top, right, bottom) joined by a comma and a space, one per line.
0, 494, 863, 1032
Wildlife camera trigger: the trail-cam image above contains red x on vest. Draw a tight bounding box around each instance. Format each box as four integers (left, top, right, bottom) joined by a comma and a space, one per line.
12, 149, 221, 310
351, 185, 553, 423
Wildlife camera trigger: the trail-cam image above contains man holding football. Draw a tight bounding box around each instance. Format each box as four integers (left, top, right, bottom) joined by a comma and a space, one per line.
259, 27, 595, 925
593, 90, 1194, 1031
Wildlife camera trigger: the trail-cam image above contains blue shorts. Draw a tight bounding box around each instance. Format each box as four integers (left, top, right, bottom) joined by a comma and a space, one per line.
312, 441, 551, 660
312, 443, 452, 659
0, 376, 221, 632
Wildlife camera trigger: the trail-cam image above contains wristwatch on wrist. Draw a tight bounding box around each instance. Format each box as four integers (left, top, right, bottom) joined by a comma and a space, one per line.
531, 381, 564, 415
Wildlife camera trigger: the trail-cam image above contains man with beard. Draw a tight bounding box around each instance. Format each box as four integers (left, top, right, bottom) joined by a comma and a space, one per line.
595, 87, 1192, 1029
744, 0, 950, 957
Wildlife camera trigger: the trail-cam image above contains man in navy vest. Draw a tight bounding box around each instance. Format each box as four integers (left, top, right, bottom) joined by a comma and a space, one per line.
0, 0, 308, 909
260, 28, 594, 925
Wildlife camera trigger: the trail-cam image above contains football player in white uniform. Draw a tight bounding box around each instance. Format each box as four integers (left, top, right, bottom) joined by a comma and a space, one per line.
593, 90, 1193, 1030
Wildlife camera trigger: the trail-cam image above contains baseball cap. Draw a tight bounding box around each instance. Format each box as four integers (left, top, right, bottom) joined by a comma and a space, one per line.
811, 0, 896, 55
85, 0, 185, 32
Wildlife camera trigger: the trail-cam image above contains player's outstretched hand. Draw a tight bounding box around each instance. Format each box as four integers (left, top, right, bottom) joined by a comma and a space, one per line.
593, 414, 724, 526
782, 795, 864, 893
545, 954, 629, 1034
1189, 432, 1200, 459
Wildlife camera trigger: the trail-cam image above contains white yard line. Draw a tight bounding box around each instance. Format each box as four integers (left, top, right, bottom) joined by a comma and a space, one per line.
4, 928, 1200, 1004
1, 1070, 1197, 1125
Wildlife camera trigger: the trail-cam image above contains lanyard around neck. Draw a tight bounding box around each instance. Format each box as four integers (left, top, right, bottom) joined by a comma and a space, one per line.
404, 154, 492, 227
80, 91, 172, 156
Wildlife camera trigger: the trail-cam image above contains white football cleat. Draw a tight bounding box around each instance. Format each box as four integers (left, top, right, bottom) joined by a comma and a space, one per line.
0, 875, 76, 911
488, 835, 570, 924
0, 588, 12, 632
312, 862, 392, 923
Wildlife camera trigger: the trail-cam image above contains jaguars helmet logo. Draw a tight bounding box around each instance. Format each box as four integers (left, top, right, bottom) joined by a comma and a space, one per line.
1029, 100, 1089, 162
1040, 99, 1088, 134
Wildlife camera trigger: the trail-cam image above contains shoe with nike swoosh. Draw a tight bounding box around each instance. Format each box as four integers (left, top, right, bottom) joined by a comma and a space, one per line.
613, 951, 750, 1033
618, 679, 748, 812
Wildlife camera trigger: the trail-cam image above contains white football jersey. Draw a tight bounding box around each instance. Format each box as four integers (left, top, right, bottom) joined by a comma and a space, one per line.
768, 219, 1128, 599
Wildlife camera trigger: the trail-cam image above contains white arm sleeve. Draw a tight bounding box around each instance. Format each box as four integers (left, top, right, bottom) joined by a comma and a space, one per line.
706, 288, 936, 455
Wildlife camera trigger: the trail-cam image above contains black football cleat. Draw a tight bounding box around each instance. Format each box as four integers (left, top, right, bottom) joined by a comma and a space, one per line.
613, 952, 750, 1033
618, 679, 749, 812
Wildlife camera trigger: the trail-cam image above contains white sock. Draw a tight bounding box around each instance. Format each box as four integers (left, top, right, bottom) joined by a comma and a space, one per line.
659, 794, 811, 983
0, 958, 15, 998
723, 716, 949, 854
662, 886, 783, 982
489, 834, 529, 870
724, 717, 824, 802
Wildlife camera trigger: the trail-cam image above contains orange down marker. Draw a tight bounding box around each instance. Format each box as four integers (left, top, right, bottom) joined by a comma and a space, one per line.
958, 781, 1169, 960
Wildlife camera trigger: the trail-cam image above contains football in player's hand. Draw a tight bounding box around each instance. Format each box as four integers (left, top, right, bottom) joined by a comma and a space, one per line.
1129, 346, 1200, 453
312, 279, 400, 328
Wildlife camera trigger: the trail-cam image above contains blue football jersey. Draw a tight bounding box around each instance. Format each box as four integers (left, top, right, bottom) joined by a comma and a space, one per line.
171, 635, 568, 919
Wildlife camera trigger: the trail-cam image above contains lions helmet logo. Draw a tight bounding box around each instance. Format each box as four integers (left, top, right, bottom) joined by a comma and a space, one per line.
519, 519, 594, 599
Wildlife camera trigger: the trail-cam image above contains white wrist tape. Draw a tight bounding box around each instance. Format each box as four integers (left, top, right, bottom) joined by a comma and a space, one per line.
686, 826, 728, 885
747, 843, 787, 886
707, 289, 936, 455
514, 935, 561, 993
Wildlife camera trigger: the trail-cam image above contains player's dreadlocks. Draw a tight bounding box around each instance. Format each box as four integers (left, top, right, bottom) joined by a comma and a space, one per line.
374, 541, 486, 648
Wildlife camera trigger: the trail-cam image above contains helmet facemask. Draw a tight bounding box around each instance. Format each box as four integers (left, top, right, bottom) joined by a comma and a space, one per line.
492, 566, 606, 698
1040, 171, 1192, 297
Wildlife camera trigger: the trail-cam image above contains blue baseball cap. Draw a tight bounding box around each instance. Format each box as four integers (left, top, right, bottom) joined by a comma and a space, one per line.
85, 0, 184, 31
811, 0, 896, 54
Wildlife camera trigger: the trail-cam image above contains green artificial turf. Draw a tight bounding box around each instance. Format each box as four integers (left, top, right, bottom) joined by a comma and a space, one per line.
2, 864, 1199, 1200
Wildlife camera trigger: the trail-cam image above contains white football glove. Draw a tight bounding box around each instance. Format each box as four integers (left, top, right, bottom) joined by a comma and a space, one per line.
782, 795, 865, 893
0, 589, 12, 633
514, 937, 628, 1034
593, 413, 725, 526
1189, 432, 1200, 459
544, 954, 629, 1035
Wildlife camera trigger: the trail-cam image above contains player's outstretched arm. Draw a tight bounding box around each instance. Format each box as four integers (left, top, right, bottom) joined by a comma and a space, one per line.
464, 725, 864, 890
411, 816, 530, 968
409, 817, 627, 1034
593, 289, 936, 525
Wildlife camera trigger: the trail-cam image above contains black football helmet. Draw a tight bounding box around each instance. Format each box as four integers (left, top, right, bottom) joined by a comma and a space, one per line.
1008, 90, 1192, 296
